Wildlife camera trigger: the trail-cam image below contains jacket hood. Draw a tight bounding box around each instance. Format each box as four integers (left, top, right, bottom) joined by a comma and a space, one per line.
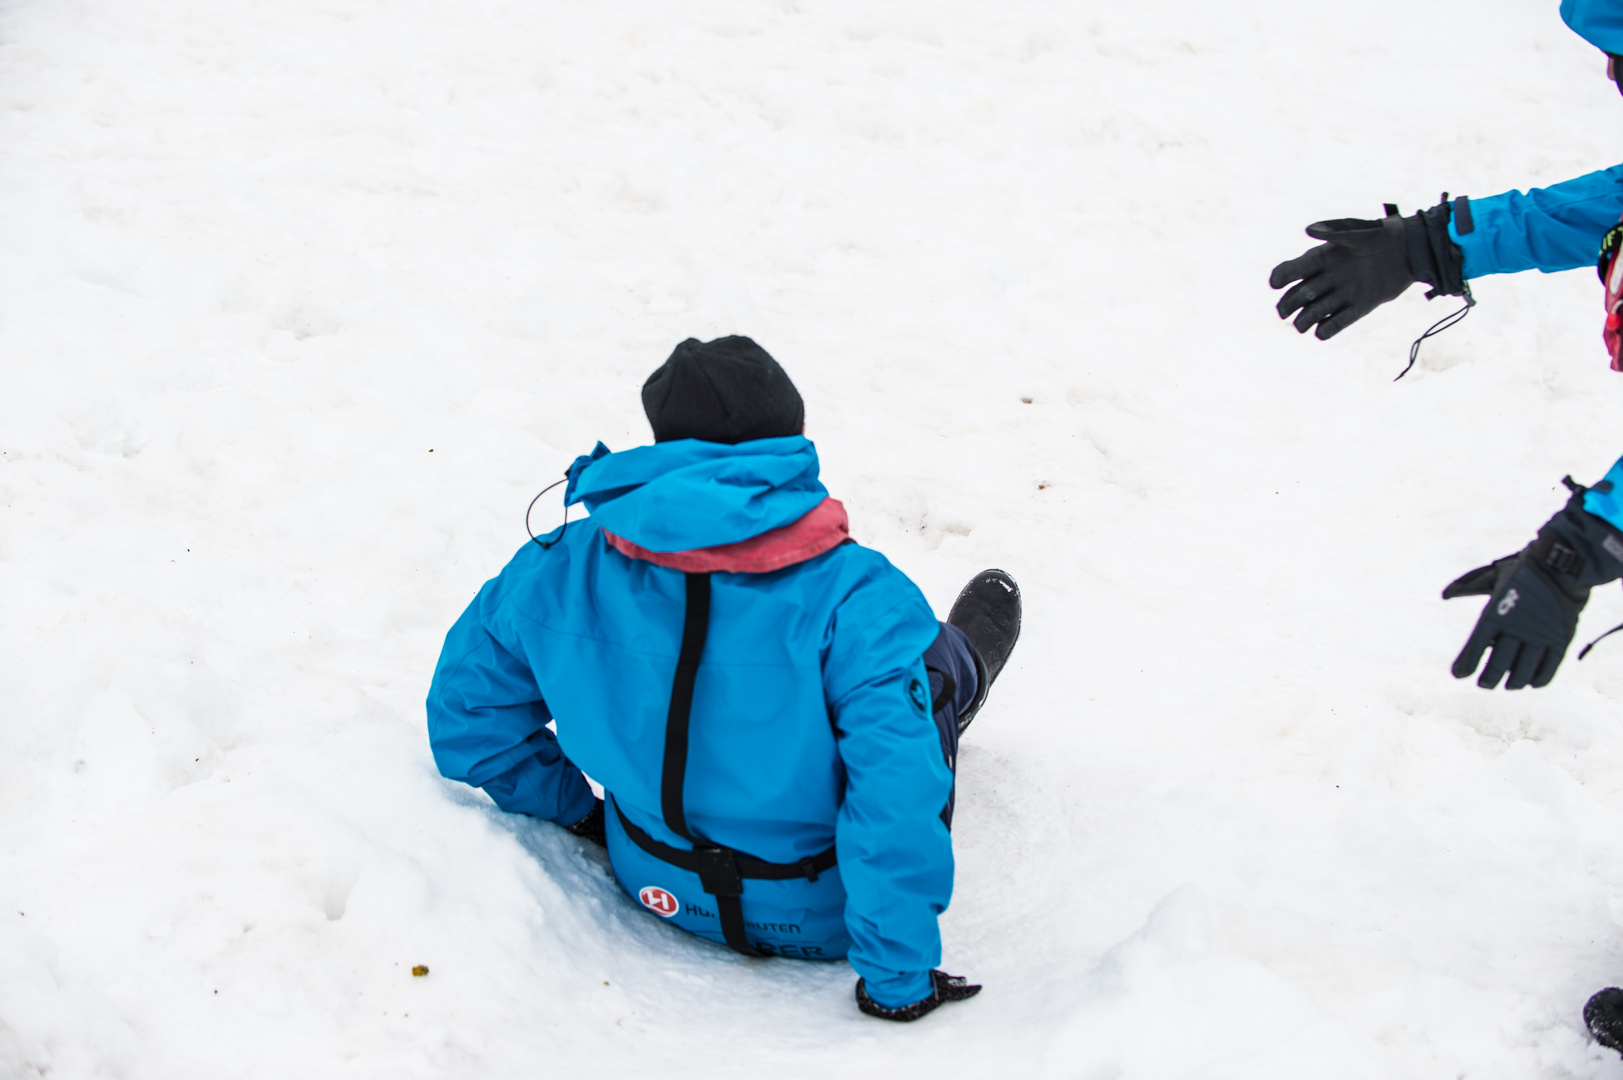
1563, 0, 1623, 53
563, 436, 828, 553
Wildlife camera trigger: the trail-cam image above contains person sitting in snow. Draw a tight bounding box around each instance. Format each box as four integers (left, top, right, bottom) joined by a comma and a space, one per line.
1270, 0, 1623, 1052
424, 335, 1021, 1021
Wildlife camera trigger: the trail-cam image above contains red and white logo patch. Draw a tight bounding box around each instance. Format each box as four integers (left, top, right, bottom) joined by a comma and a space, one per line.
639, 886, 680, 918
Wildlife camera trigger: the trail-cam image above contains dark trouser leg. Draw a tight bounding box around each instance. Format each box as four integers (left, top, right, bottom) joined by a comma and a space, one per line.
923, 621, 979, 829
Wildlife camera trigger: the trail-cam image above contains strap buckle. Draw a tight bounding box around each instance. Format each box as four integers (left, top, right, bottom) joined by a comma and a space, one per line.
691, 844, 744, 898
1545, 541, 1585, 577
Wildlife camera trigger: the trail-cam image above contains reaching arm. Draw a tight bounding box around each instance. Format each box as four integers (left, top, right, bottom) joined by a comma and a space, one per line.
1443, 460, 1623, 690
824, 570, 954, 1010
1269, 166, 1623, 341
1452, 165, 1623, 278
426, 576, 594, 825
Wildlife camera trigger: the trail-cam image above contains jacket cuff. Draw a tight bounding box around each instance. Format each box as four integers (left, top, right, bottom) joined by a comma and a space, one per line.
1408, 196, 1466, 297
479, 748, 595, 825
1545, 480, 1623, 589
1583, 456, 1623, 534
1447, 192, 1496, 280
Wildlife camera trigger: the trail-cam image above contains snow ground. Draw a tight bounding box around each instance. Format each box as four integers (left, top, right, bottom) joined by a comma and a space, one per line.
5, 0, 1623, 1075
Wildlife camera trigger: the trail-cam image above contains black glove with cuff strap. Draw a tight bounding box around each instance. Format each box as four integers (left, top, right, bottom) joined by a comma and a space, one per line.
1444, 483, 1623, 689
1271, 195, 1467, 340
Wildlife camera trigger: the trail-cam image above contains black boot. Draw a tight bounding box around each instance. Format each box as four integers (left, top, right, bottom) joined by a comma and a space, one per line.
946, 569, 1021, 734
1586, 987, 1623, 1054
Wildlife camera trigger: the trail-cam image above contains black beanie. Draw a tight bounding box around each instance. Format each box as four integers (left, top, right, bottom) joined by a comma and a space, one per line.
641, 336, 805, 444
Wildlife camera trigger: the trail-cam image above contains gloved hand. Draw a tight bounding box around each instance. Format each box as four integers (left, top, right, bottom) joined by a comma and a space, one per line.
1270, 197, 1464, 340
855, 970, 981, 1022
564, 797, 606, 847
1444, 485, 1623, 689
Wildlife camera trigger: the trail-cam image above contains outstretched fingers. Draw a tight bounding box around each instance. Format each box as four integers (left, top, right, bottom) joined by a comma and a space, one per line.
1442, 560, 1508, 600
1304, 218, 1373, 241
1452, 626, 1495, 681
1504, 641, 1544, 690
1274, 277, 1322, 320
1292, 292, 1345, 335
1270, 247, 1325, 292
1531, 648, 1564, 688
1311, 305, 1367, 340
1476, 637, 1522, 690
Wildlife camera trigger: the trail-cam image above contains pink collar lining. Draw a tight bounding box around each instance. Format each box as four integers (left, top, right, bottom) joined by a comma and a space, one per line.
602, 497, 850, 574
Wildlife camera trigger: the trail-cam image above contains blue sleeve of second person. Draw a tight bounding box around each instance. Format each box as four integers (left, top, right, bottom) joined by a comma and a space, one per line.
426, 575, 594, 825
1584, 456, 1623, 531
823, 567, 955, 1011
1451, 164, 1623, 278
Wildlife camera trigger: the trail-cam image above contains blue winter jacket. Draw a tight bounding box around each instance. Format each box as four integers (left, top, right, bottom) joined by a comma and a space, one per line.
426, 436, 953, 1008
1564, 0, 1623, 54
1447, 0, 1623, 277
1446, 0, 1623, 504
1450, 166, 1623, 279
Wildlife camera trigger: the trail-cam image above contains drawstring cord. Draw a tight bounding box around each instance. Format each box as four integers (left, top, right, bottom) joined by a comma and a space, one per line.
1395, 281, 1475, 381
1579, 620, 1623, 660
526, 477, 570, 550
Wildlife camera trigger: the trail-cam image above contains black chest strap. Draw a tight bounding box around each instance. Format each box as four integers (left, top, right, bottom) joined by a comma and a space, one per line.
615, 570, 836, 958
659, 571, 710, 840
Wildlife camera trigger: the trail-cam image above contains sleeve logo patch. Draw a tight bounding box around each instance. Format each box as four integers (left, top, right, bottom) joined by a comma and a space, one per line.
639, 886, 680, 918
907, 677, 929, 714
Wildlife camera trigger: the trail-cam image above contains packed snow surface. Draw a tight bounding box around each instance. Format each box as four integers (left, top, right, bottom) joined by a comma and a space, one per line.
7, 0, 1623, 1076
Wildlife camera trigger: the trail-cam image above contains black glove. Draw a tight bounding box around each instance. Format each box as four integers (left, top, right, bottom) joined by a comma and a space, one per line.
563, 797, 606, 847
1444, 485, 1623, 689
855, 970, 981, 1022
1270, 196, 1465, 340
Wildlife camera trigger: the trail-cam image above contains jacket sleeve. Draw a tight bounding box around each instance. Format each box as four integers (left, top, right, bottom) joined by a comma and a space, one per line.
426, 575, 594, 825
1452, 165, 1623, 278
1584, 455, 1623, 532
823, 569, 954, 1010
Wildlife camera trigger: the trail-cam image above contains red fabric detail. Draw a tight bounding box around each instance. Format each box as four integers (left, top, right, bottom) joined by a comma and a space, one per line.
1604, 215, 1623, 372
1606, 263, 1623, 372
602, 498, 850, 574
